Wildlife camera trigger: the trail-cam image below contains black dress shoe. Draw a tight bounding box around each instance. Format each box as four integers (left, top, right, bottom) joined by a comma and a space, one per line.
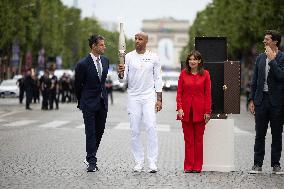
26, 107, 32, 110
87, 164, 99, 172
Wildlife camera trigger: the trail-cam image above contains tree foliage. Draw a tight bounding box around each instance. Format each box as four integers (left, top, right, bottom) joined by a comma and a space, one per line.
0, 0, 134, 75
181, 0, 284, 62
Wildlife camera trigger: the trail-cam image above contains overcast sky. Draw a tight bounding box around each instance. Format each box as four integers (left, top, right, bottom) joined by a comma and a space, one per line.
61, 0, 212, 38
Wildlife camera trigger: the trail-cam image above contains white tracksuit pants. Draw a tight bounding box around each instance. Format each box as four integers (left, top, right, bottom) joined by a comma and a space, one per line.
127, 94, 158, 166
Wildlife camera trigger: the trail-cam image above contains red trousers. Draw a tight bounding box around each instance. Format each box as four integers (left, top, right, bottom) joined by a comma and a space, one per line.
182, 118, 205, 171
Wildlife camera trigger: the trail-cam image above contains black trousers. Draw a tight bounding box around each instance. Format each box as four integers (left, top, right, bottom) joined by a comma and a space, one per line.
42, 90, 49, 110
254, 93, 284, 167
19, 88, 25, 103
25, 90, 32, 109
49, 90, 58, 109
82, 99, 107, 165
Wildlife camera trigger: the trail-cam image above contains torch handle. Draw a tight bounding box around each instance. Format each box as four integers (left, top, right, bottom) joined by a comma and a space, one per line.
119, 50, 125, 64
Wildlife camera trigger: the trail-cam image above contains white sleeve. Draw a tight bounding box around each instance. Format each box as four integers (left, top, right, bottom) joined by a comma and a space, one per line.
153, 55, 163, 92
118, 54, 129, 84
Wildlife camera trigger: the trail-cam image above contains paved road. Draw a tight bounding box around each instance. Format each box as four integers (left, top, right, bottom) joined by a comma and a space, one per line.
0, 91, 283, 189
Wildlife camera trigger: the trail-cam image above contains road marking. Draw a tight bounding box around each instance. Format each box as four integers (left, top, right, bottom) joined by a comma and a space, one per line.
2, 120, 38, 127
0, 110, 23, 118
39, 121, 69, 128
75, 124, 84, 129
114, 122, 130, 130
114, 122, 170, 132
233, 126, 252, 135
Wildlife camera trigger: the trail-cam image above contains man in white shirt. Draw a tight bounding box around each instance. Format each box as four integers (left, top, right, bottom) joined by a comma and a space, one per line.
118, 32, 163, 173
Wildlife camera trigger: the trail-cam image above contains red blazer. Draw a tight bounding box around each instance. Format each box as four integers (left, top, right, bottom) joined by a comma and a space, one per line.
176, 69, 211, 123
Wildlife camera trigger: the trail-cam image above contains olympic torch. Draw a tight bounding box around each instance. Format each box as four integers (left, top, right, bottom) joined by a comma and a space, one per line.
118, 22, 126, 64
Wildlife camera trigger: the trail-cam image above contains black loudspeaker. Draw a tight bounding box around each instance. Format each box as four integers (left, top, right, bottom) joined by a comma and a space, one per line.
204, 62, 224, 114
195, 37, 227, 62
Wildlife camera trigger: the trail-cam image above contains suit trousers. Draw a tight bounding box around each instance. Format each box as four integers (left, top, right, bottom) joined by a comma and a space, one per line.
127, 94, 158, 166
254, 92, 283, 167
82, 99, 107, 165
25, 90, 33, 109
182, 115, 205, 171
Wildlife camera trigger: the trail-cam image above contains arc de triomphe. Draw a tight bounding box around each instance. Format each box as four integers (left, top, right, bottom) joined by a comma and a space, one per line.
141, 18, 189, 68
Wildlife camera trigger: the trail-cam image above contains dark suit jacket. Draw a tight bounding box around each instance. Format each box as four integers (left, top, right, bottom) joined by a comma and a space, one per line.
250, 51, 284, 106
75, 54, 109, 112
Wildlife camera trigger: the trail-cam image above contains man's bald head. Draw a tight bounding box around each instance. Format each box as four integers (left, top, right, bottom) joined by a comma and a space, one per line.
135, 32, 148, 53
135, 32, 148, 41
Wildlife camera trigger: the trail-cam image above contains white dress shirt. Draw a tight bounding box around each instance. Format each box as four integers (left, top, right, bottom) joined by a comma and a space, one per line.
90, 53, 102, 79
263, 58, 270, 92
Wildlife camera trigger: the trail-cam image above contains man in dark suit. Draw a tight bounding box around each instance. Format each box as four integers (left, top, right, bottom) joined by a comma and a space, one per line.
24, 70, 34, 110
249, 30, 284, 174
75, 35, 109, 172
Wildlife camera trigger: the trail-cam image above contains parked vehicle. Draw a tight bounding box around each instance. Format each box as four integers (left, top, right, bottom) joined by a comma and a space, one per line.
162, 71, 180, 91
0, 79, 19, 98
13, 74, 23, 80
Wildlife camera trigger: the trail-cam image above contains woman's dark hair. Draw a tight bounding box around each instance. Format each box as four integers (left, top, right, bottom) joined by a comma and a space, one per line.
185, 50, 204, 75
88, 34, 105, 48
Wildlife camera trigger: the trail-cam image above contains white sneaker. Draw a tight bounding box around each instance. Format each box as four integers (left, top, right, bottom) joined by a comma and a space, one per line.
133, 164, 143, 172
148, 163, 157, 173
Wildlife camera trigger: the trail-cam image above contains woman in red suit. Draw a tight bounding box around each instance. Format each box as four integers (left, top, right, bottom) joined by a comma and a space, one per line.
176, 50, 211, 173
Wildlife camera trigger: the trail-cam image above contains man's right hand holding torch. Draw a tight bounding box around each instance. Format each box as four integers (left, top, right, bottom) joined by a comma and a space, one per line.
117, 63, 125, 79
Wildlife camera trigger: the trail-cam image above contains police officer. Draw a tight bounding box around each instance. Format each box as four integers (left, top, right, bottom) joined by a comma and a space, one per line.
17, 77, 25, 104
24, 70, 34, 110
49, 69, 59, 110
40, 69, 50, 110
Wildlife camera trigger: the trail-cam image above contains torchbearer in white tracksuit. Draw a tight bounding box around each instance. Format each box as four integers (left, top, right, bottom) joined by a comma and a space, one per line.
118, 32, 163, 173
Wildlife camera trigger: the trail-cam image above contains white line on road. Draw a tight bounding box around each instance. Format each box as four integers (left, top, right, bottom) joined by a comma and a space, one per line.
114, 122, 170, 132
0, 110, 23, 118
39, 121, 69, 128
75, 124, 85, 129
2, 120, 38, 127
114, 122, 131, 130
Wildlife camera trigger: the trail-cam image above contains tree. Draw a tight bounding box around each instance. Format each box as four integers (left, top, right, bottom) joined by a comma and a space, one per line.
0, 0, 134, 79
182, 0, 284, 61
